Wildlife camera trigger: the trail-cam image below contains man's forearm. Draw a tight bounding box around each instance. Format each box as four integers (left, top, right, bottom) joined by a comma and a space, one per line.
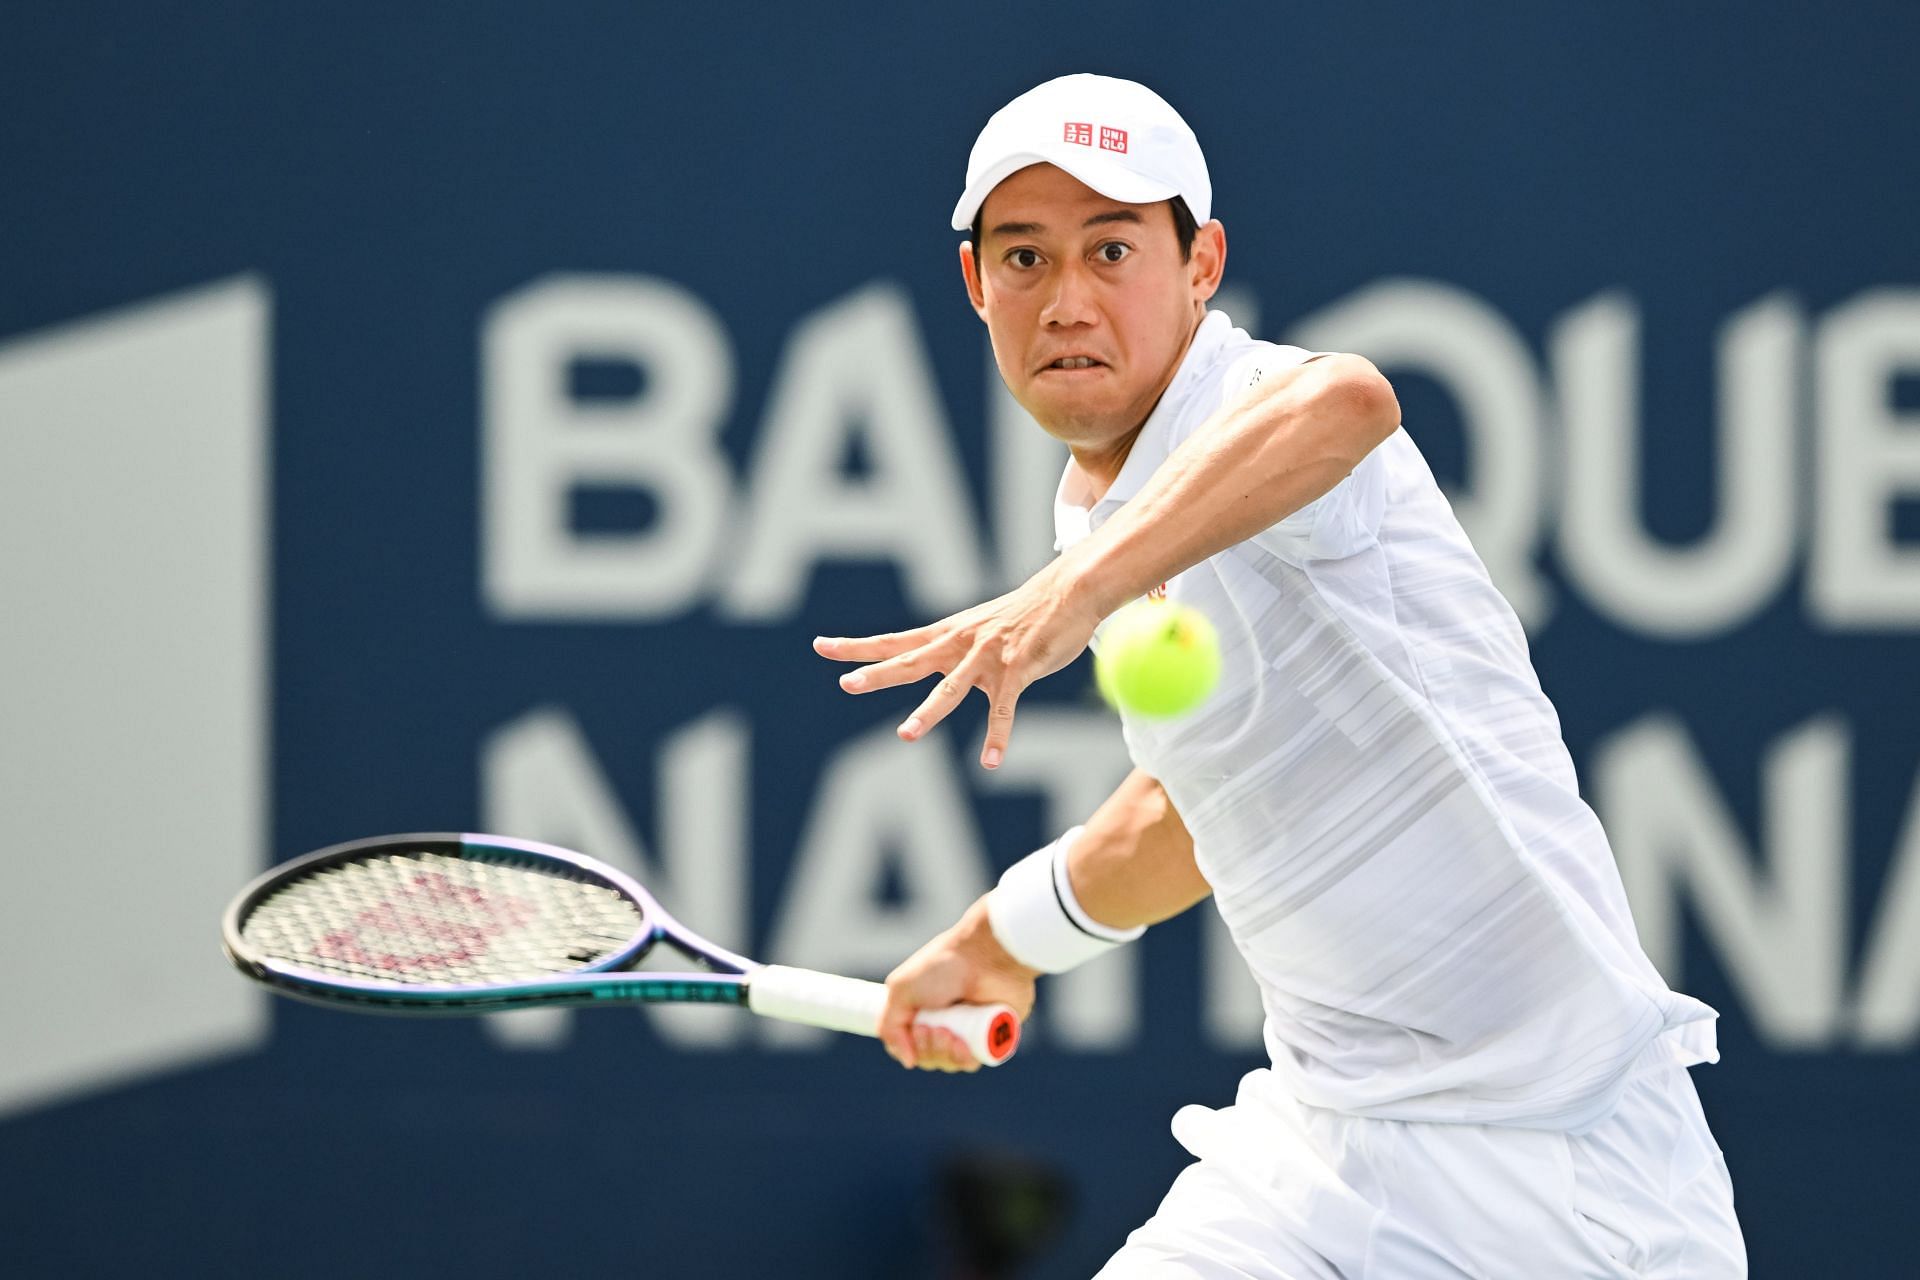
1067, 767, 1211, 931
1065, 353, 1400, 618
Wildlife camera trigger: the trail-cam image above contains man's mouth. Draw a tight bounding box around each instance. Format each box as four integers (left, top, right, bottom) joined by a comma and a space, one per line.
1041, 356, 1106, 371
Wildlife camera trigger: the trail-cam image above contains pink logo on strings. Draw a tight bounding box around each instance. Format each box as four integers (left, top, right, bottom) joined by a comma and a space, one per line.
311, 872, 537, 973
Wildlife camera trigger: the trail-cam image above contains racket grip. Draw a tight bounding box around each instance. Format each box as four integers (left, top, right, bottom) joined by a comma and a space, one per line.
747, 965, 1020, 1066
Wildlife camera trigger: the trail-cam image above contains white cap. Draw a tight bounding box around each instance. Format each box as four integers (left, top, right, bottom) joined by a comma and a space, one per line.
951, 74, 1212, 232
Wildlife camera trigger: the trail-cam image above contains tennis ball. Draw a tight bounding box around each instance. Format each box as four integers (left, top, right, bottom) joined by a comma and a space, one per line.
1094, 599, 1221, 718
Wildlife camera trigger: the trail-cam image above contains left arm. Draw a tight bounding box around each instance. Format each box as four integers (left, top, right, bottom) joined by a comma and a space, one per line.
1063, 352, 1400, 620
815, 354, 1402, 767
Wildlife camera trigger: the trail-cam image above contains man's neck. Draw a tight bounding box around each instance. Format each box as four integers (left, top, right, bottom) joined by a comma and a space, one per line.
1067, 425, 1146, 505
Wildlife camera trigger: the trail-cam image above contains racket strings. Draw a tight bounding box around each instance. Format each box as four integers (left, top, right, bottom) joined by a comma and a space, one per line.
241, 849, 646, 986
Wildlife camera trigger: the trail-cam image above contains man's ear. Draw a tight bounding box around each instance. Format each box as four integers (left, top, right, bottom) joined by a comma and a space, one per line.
959, 241, 988, 319
1189, 220, 1227, 304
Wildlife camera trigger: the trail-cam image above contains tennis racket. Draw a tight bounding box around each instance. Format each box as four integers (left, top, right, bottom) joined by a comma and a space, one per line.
221, 832, 1020, 1066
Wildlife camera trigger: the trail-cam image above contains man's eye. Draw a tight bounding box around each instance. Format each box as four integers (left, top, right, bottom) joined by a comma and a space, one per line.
1097, 242, 1132, 263
1007, 248, 1041, 269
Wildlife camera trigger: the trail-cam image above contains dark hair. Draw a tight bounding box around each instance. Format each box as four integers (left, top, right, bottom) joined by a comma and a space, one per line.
969, 194, 1199, 262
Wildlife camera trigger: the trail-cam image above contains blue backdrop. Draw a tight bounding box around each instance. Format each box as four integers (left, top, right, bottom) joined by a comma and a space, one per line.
4, 4, 1917, 1276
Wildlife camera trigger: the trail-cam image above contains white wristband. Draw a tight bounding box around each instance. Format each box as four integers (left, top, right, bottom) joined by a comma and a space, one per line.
985, 827, 1146, 974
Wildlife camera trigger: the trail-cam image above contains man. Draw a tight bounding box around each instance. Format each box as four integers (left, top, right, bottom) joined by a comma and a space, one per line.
815, 74, 1745, 1276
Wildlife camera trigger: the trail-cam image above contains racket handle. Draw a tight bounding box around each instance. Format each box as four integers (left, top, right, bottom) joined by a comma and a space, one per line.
747, 964, 1020, 1066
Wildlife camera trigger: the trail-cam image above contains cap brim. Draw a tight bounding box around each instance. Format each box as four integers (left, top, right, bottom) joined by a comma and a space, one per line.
950, 148, 1182, 231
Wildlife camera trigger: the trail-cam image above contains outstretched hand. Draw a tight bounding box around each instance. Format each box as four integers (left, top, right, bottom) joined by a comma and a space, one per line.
814, 559, 1105, 770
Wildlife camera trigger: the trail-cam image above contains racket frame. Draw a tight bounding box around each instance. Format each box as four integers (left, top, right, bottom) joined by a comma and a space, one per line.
224, 831, 1022, 1065
221, 832, 756, 1015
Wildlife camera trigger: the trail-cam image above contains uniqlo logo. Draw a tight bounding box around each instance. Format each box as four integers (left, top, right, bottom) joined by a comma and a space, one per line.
1099, 126, 1128, 153
1063, 122, 1094, 146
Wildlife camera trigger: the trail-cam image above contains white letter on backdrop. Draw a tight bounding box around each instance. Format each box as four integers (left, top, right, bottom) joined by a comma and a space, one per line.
1554, 293, 1798, 637
723, 282, 985, 619
483, 275, 734, 619
1596, 714, 1848, 1049
1811, 289, 1920, 627
1850, 766, 1920, 1048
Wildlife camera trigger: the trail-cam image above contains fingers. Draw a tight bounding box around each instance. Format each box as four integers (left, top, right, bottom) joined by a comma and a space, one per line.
814, 629, 931, 663
897, 662, 1021, 773
878, 991, 920, 1069
898, 661, 982, 745
880, 994, 980, 1072
978, 690, 1021, 772
911, 1024, 981, 1073
820, 625, 1032, 772
837, 644, 944, 696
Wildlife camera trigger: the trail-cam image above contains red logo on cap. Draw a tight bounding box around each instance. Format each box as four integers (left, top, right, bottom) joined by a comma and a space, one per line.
1100, 127, 1129, 153
1064, 122, 1094, 146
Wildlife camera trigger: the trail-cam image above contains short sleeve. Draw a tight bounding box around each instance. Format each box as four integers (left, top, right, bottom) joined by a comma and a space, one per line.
1220, 348, 1388, 565
1250, 447, 1387, 564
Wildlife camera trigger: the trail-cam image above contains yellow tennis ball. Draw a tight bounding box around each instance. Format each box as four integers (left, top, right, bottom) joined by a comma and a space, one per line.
1094, 599, 1221, 718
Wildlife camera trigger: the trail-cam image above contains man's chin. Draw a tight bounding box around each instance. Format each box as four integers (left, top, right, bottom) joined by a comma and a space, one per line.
1022, 393, 1133, 444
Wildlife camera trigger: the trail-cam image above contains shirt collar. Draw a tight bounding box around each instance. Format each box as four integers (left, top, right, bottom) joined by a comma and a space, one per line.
1052, 309, 1235, 549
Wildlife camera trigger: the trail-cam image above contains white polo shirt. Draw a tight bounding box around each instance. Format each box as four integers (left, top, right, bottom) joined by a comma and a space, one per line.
1062, 310, 1717, 1132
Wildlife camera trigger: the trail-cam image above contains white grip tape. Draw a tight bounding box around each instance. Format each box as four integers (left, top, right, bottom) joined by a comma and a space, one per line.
746, 964, 1020, 1065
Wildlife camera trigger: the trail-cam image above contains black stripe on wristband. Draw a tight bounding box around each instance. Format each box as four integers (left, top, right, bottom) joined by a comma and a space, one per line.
1049, 845, 1108, 941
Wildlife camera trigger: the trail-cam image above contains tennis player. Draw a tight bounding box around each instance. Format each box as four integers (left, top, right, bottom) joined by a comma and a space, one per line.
817, 74, 1745, 1276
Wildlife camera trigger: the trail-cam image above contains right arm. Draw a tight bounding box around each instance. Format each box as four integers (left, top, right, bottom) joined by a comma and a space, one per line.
1067, 767, 1211, 930
878, 768, 1209, 1071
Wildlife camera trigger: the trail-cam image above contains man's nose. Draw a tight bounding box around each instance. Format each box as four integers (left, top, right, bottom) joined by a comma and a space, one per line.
1040, 261, 1097, 327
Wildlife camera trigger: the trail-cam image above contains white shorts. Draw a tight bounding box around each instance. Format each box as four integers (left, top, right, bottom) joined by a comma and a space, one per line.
1096, 1063, 1744, 1278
